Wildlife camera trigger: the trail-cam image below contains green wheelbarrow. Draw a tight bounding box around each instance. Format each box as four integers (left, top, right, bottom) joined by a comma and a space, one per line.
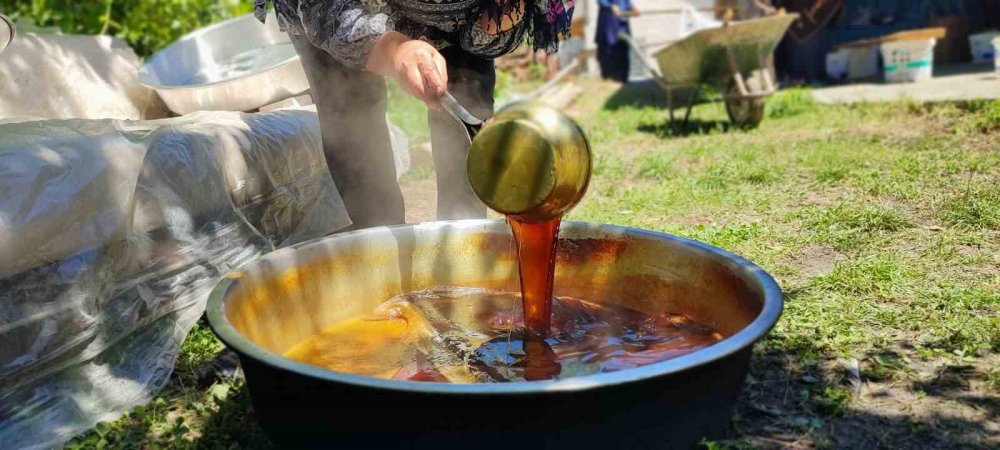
619, 13, 797, 128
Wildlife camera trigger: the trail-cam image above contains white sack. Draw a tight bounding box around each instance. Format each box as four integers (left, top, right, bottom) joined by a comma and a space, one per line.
0, 33, 169, 121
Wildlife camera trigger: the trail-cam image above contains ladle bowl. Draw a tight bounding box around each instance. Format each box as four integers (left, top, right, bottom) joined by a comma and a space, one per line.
207, 220, 782, 449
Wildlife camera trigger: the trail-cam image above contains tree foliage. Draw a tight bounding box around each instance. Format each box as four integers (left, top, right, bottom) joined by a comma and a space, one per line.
1, 0, 254, 56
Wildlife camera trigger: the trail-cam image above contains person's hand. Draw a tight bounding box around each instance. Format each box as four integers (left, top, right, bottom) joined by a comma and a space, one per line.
629, 6, 640, 17
367, 32, 448, 110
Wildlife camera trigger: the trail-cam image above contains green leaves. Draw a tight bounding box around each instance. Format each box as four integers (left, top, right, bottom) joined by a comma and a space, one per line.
1, 0, 255, 56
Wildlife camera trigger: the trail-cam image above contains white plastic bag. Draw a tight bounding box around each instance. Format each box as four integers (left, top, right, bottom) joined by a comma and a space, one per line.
0, 108, 352, 449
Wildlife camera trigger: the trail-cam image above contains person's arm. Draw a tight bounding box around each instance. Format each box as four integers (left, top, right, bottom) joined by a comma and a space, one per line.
295, 0, 393, 69
296, 0, 448, 108
622, 0, 640, 18
609, 2, 639, 18
751, 0, 777, 16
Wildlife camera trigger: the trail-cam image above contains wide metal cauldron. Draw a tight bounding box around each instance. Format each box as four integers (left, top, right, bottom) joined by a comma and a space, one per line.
207, 220, 782, 449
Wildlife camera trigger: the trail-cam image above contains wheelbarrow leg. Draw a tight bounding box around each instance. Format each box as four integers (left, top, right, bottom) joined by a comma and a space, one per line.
666, 86, 674, 124
725, 47, 750, 97
757, 48, 776, 94
682, 85, 700, 128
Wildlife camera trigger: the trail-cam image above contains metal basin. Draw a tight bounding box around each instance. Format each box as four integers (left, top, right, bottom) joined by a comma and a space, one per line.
137, 12, 308, 115
207, 220, 782, 449
0, 14, 14, 56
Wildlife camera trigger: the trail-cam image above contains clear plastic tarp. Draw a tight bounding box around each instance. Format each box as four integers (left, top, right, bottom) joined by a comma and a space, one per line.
0, 108, 389, 449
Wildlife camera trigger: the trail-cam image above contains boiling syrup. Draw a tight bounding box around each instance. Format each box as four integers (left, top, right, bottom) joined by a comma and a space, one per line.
285, 288, 722, 383
284, 203, 723, 383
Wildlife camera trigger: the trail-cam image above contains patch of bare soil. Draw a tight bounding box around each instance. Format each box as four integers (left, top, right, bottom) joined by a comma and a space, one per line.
852, 111, 952, 143
400, 172, 505, 223
401, 176, 437, 223
789, 188, 853, 209
664, 212, 716, 228
732, 350, 1000, 449
794, 246, 844, 277
780, 245, 845, 290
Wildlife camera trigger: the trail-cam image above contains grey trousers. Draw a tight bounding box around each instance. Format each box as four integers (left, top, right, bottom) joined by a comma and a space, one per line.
291, 35, 493, 230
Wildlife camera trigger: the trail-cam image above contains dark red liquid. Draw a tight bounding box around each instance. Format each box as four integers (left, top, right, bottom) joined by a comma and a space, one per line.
284, 214, 725, 382
285, 288, 723, 383
507, 217, 561, 337
465, 294, 723, 382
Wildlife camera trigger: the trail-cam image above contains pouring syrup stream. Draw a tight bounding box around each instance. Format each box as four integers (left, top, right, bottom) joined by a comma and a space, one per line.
507, 217, 561, 337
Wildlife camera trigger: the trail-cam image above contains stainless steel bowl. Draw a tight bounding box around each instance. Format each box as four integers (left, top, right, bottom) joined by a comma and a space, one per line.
207, 220, 783, 448
137, 12, 308, 115
0, 14, 14, 55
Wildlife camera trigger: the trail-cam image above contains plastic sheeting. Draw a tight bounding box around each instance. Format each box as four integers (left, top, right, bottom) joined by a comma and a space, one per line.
0, 108, 375, 449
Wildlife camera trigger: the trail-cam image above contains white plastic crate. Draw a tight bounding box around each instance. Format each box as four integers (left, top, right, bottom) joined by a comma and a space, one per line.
994, 36, 1000, 72
970, 31, 999, 64
880, 39, 935, 83
847, 45, 880, 80
826, 49, 849, 81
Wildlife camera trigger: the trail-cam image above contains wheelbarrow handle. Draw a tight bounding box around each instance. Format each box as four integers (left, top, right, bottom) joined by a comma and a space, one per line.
616, 32, 664, 79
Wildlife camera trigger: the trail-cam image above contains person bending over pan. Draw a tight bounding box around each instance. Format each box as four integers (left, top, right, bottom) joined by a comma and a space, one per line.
255, 0, 575, 228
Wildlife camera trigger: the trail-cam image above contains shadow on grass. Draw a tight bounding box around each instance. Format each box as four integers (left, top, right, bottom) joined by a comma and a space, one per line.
637, 119, 731, 138
602, 80, 720, 111
197, 383, 275, 450
724, 290, 997, 449
602, 80, 669, 110
602, 80, 732, 138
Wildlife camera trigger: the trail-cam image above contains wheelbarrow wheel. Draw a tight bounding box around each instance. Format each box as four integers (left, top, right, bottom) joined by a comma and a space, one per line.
724, 75, 765, 129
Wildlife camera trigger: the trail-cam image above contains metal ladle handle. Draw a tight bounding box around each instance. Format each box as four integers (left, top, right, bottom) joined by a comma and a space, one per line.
440, 91, 484, 142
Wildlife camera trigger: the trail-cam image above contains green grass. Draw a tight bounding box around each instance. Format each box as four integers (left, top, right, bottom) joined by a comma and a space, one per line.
939, 183, 1000, 230
966, 98, 1000, 132
399, 164, 435, 182
3, 0, 255, 57
766, 87, 819, 119
813, 385, 853, 416
387, 81, 431, 144
66, 321, 273, 449
812, 254, 917, 298
88, 79, 1000, 448
801, 203, 915, 250
567, 82, 998, 442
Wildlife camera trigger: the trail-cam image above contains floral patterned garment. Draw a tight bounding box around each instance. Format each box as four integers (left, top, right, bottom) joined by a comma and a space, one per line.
256, 0, 574, 69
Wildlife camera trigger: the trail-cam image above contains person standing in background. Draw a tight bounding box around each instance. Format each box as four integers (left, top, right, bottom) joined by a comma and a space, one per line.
595, 0, 639, 83
773, 0, 841, 83
255, 0, 574, 230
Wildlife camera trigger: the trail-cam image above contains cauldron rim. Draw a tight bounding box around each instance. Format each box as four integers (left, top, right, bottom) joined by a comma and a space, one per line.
207, 219, 782, 395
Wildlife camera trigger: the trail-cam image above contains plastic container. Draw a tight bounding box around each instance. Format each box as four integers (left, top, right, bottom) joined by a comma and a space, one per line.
881, 39, 935, 83
847, 45, 879, 80
826, 49, 849, 81
969, 30, 999, 64
994, 36, 1000, 73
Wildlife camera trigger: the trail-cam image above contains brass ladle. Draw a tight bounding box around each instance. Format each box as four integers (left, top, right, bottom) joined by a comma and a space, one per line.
466, 101, 592, 223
